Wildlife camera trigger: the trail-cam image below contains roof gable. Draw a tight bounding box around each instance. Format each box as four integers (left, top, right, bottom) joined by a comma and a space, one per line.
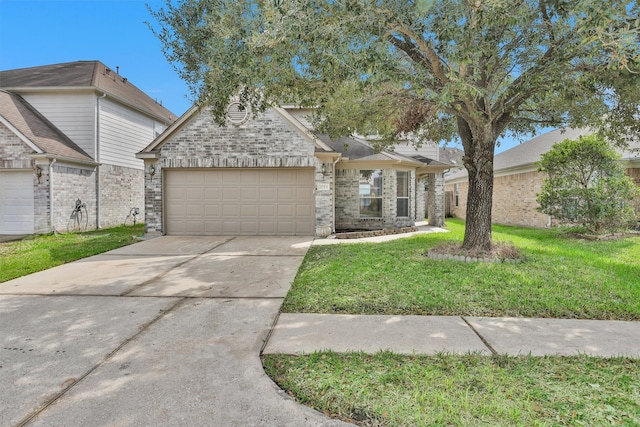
0, 90, 94, 163
0, 61, 177, 123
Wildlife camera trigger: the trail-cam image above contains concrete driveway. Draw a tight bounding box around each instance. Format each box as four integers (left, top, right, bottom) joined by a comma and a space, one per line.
0, 236, 349, 427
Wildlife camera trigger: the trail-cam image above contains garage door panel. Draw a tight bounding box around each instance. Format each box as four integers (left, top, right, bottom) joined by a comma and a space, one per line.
240, 222, 258, 234
186, 205, 204, 217
204, 187, 222, 200
0, 171, 34, 234
258, 221, 276, 234
259, 187, 276, 200
297, 205, 313, 216
185, 172, 205, 185
204, 205, 222, 216
204, 221, 223, 234
240, 187, 258, 199
277, 187, 295, 200
222, 187, 240, 201
240, 205, 258, 217
185, 221, 205, 234
259, 205, 276, 216
223, 204, 240, 216
259, 171, 278, 184
165, 169, 315, 236
222, 220, 240, 234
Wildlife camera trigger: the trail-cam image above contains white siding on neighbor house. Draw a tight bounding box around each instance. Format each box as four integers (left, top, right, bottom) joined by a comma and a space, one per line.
20, 92, 97, 159
393, 141, 439, 160
98, 98, 160, 169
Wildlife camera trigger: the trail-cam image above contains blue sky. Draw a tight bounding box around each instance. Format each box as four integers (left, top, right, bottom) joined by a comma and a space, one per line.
0, 0, 192, 116
0, 0, 530, 153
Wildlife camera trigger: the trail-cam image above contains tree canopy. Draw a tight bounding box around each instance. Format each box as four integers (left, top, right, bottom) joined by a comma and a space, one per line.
149, 0, 640, 250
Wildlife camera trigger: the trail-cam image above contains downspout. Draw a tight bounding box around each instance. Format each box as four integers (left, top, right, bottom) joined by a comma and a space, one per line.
49, 159, 57, 233
96, 92, 106, 229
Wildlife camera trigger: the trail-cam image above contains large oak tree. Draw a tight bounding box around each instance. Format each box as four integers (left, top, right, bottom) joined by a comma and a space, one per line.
150, 0, 639, 251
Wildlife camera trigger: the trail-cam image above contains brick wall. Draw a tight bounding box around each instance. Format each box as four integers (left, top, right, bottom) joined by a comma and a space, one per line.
492, 171, 552, 228
145, 108, 332, 236
0, 123, 34, 169
445, 172, 551, 228
99, 164, 144, 228
52, 163, 97, 232
446, 181, 469, 220
335, 168, 416, 230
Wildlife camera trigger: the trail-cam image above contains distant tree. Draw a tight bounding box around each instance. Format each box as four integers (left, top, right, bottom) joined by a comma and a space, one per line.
149, 0, 640, 251
536, 135, 638, 233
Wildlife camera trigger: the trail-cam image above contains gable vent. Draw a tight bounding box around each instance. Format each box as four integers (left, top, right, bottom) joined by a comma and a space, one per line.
226, 101, 250, 125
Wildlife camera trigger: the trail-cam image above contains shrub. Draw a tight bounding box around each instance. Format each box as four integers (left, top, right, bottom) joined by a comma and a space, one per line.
536, 135, 638, 233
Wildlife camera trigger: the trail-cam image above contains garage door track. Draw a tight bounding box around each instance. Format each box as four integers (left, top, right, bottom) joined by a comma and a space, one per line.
0, 236, 348, 427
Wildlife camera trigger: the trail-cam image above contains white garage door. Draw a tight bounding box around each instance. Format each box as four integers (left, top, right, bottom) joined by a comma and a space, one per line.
165, 169, 315, 236
0, 171, 34, 234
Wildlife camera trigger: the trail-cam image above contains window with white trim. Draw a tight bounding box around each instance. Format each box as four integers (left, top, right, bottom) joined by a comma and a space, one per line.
359, 169, 382, 217
397, 171, 409, 217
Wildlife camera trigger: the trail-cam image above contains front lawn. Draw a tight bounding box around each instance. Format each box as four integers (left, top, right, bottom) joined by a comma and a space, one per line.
282, 219, 640, 320
264, 352, 640, 426
270, 220, 640, 426
0, 224, 145, 282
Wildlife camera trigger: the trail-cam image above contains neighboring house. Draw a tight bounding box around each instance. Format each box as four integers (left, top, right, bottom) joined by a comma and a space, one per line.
445, 128, 640, 228
439, 146, 464, 175
0, 61, 177, 234
137, 104, 449, 237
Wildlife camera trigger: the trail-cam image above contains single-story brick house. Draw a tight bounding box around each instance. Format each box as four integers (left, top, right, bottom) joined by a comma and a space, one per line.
0, 61, 177, 234
137, 104, 449, 237
445, 128, 640, 228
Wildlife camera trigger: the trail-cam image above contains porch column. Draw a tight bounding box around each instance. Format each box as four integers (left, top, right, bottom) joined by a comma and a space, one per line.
426, 172, 445, 227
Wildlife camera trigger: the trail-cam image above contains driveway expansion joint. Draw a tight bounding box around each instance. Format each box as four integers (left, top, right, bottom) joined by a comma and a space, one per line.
461, 316, 498, 356
14, 297, 187, 427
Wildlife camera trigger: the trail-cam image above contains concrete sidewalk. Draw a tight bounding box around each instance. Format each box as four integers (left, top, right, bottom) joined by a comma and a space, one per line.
264, 313, 640, 358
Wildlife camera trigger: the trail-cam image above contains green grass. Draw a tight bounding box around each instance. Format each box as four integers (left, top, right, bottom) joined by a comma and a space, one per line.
264, 352, 640, 427
0, 224, 145, 282
282, 219, 640, 320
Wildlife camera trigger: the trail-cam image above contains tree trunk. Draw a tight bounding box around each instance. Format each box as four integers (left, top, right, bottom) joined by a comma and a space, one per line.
458, 119, 497, 252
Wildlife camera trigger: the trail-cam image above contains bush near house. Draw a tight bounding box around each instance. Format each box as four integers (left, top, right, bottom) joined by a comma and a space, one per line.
536, 135, 638, 234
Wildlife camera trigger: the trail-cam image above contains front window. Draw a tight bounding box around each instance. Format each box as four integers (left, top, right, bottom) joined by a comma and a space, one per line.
454, 183, 459, 207
359, 169, 382, 217
397, 171, 409, 217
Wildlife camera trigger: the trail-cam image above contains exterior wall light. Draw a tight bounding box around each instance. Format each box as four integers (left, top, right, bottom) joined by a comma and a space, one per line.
149, 164, 156, 178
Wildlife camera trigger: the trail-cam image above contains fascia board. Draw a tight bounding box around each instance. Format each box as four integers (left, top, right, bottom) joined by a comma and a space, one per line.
29, 153, 99, 167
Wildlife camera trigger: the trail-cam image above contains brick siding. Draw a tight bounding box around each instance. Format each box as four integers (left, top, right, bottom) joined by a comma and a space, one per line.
99, 164, 144, 228
51, 163, 97, 232
0, 123, 34, 169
